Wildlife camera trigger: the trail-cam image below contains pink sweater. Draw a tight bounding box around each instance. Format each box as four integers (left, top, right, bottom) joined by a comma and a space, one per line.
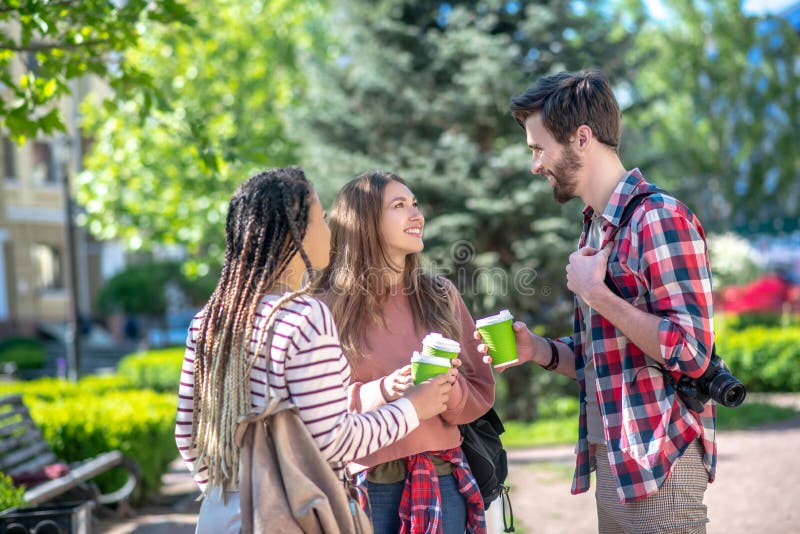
342, 284, 495, 472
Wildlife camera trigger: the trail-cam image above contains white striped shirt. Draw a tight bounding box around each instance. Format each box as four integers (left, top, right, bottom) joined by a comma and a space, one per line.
175, 293, 419, 491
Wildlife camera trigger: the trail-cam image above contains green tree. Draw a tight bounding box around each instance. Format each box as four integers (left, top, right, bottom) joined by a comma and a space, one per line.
97, 260, 214, 318
290, 0, 647, 419
0, 0, 192, 142
76, 0, 327, 272
623, 0, 800, 235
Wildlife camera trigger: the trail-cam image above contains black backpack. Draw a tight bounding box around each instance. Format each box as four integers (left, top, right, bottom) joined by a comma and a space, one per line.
460, 407, 515, 531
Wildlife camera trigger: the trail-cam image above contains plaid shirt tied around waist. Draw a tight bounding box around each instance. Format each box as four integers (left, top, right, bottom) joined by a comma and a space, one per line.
564, 169, 717, 503
397, 447, 486, 534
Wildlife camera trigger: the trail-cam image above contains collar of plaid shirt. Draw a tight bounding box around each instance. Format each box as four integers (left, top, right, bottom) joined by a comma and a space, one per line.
397, 448, 486, 534
564, 168, 717, 503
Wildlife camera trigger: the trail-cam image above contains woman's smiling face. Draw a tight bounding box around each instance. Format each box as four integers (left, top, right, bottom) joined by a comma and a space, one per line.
379, 180, 424, 264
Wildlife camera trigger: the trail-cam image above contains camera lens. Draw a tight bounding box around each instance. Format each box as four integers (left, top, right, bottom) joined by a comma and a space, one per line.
719, 382, 746, 407
708, 371, 747, 408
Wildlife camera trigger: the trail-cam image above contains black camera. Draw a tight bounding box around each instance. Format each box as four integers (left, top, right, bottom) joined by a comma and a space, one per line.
670, 349, 747, 414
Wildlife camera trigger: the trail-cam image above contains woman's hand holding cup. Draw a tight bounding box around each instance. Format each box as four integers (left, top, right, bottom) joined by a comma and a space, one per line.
381, 365, 412, 401
405, 373, 456, 420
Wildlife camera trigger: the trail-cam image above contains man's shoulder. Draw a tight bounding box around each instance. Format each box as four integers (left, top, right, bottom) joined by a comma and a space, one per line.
631, 187, 699, 228
624, 170, 693, 217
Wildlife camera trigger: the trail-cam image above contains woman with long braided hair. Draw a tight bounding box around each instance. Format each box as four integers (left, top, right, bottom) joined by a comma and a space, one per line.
175, 167, 457, 533
318, 170, 495, 534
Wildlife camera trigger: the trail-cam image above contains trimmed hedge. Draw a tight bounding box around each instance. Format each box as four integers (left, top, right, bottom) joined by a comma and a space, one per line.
0, 378, 177, 503
716, 325, 800, 392
0, 375, 134, 401
117, 347, 184, 392
0, 337, 47, 370
717, 313, 800, 332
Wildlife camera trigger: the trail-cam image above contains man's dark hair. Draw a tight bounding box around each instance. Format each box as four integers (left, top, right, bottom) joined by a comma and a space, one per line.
509, 69, 621, 151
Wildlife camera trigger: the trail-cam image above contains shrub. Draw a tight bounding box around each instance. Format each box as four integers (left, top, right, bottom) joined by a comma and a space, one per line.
96, 260, 214, 317
716, 326, 800, 392
0, 375, 134, 402
117, 347, 184, 392
97, 262, 182, 317
0, 471, 25, 511
0, 378, 177, 503
26, 390, 177, 502
717, 312, 800, 331
0, 337, 47, 370
78, 374, 137, 393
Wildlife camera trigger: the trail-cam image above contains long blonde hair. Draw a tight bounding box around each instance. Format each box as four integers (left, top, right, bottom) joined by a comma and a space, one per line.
318, 170, 460, 361
192, 167, 314, 495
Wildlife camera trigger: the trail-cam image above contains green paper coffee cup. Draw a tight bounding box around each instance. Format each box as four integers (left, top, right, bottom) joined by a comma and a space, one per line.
421, 333, 461, 360
410, 352, 451, 384
475, 309, 518, 369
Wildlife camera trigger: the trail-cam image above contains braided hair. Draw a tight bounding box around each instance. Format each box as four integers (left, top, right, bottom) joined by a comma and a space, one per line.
192, 167, 315, 495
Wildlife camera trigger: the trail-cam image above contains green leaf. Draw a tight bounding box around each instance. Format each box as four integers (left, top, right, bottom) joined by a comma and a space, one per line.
39, 108, 66, 134
32, 12, 49, 34
0, 1, 193, 140
78, 0, 324, 261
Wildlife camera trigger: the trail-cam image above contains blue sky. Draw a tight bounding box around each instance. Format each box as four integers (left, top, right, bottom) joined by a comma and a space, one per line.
644, 0, 798, 20
742, 0, 798, 13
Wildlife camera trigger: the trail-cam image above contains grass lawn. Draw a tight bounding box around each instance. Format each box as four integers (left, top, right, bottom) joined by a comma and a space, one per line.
502, 401, 798, 449
715, 401, 797, 430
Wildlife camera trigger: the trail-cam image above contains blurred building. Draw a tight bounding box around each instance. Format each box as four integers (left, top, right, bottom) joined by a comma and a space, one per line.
1, 74, 124, 339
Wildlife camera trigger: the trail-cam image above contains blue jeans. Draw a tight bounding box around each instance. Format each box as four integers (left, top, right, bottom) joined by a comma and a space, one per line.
367, 475, 467, 534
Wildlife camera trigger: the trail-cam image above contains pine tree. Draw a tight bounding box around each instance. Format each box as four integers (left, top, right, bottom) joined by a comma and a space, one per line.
291, 0, 647, 419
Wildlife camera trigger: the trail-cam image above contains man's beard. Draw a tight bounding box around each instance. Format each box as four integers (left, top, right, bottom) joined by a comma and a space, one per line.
550, 144, 582, 204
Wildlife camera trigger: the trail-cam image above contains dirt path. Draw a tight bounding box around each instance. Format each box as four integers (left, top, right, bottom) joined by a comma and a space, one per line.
505, 394, 800, 533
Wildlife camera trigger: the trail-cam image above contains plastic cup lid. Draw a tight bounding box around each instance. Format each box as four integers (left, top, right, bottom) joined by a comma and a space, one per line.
475, 309, 514, 328
422, 332, 461, 353
410, 351, 452, 367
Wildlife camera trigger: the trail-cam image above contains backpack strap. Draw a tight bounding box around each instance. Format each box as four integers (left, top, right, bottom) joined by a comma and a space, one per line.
608, 187, 668, 242
594, 187, 668, 300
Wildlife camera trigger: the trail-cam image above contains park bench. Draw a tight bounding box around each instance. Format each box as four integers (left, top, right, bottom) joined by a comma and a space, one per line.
0, 394, 139, 507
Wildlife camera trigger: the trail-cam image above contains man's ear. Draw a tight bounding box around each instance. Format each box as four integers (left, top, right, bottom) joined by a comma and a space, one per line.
576, 124, 593, 149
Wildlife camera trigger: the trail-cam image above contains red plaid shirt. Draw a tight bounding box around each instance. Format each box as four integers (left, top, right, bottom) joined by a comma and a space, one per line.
398, 448, 486, 534
562, 169, 717, 503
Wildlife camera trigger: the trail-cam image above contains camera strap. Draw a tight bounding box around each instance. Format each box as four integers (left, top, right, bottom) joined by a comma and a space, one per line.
584, 186, 667, 306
